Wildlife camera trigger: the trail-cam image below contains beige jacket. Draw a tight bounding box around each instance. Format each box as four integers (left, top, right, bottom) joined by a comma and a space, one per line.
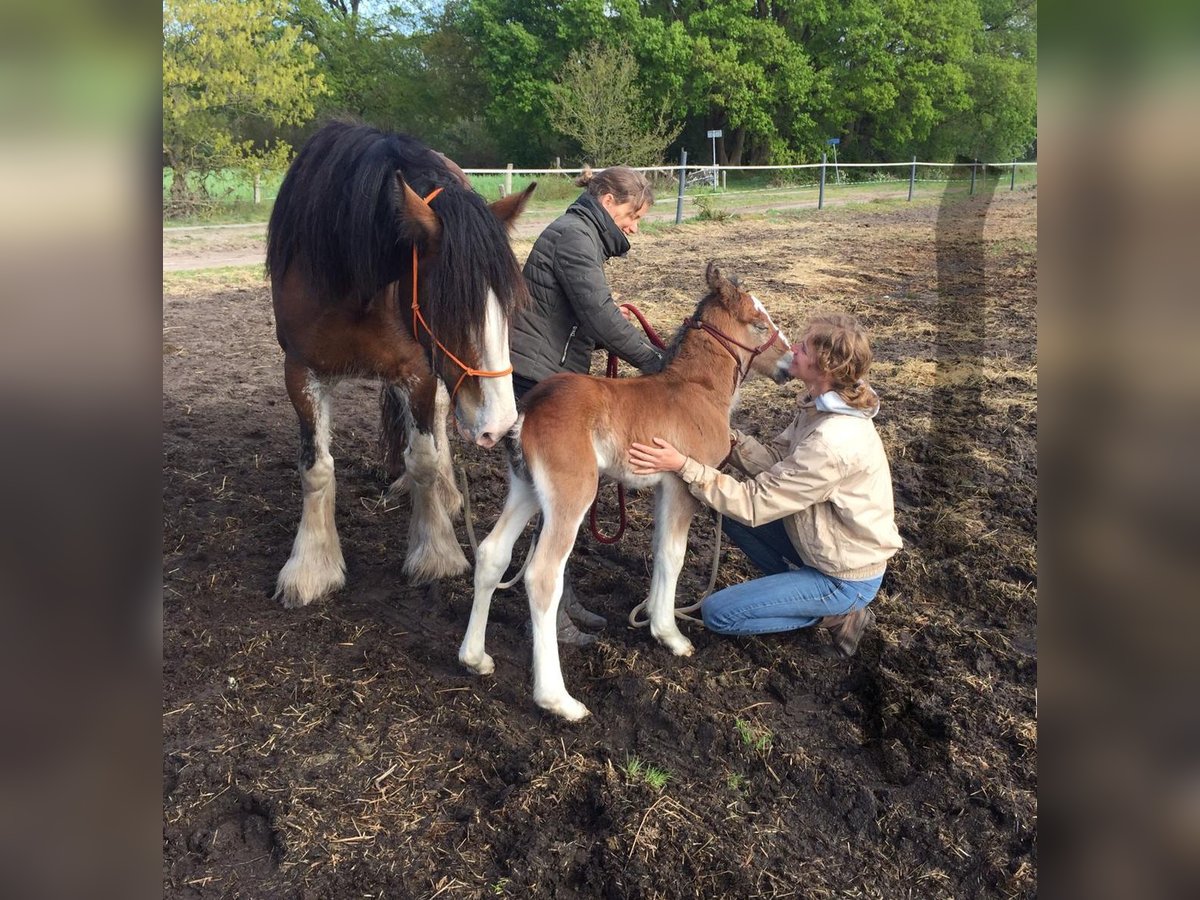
676, 391, 902, 581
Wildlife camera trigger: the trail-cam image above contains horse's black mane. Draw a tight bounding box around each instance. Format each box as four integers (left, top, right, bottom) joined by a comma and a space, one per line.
267, 119, 525, 351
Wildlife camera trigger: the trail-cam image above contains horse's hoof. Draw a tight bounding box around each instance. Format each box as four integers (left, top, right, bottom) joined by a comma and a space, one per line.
274, 558, 345, 609
403, 544, 469, 583
536, 694, 590, 722
460, 650, 494, 676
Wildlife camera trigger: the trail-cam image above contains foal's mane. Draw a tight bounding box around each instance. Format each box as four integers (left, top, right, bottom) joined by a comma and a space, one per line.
660, 274, 745, 366
266, 120, 526, 352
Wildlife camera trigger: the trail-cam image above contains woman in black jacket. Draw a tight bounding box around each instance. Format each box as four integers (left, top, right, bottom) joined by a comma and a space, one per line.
510, 165, 666, 644
511, 166, 666, 393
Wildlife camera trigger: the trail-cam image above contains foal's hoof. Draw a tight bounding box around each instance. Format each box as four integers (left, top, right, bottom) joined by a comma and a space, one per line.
536, 693, 590, 722
655, 630, 695, 658
459, 650, 495, 676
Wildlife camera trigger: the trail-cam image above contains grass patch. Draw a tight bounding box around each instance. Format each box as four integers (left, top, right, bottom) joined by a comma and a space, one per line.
623, 755, 671, 791
163, 265, 265, 295
735, 718, 773, 753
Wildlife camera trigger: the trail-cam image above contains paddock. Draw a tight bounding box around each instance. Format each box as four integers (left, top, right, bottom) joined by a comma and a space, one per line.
163, 187, 1037, 897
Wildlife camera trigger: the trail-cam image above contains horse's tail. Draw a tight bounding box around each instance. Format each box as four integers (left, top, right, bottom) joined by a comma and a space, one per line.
266, 119, 447, 305
379, 384, 411, 481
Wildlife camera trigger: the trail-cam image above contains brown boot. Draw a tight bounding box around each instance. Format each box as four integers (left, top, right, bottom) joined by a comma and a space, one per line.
819, 606, 876, 657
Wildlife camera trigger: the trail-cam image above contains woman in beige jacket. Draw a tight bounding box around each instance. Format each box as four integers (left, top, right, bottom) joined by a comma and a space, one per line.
628, 314, 901, 656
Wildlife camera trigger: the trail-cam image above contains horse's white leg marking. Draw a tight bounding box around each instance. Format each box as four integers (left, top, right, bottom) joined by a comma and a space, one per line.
526, 483, 591, 721
459, 473, 538, 675
462, 290, 518, 447
432, 379, 464, 519
403, 401, 468, 582
276, 376, 345, 607
646, 478, 700, 656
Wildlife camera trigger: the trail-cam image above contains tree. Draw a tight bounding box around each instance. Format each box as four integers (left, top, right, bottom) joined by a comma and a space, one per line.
547, 43, 682, 166
162, 0, 326, 212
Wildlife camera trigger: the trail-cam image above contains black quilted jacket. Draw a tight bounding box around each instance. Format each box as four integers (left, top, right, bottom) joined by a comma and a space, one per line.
511, 192, 666, 382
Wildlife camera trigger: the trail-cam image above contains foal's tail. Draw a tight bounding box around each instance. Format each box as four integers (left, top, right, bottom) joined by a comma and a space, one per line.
502, 414, 531, 485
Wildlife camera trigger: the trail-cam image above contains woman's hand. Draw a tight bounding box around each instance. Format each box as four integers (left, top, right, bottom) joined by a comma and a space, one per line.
628, 438, 686, 474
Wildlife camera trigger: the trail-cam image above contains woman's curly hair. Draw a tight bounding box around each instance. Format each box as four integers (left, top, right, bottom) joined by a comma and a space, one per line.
804, 313, 875, 409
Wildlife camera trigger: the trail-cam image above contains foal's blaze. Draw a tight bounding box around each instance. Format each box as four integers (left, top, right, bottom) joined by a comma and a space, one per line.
459, 262, 795, 720
267, 121, 534, 606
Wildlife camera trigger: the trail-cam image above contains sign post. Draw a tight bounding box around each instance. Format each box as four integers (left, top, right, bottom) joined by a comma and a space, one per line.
706, 129, 723, 188
826, 137, 841, 185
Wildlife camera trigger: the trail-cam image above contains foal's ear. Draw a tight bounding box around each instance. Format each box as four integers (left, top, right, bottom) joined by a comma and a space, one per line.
393, 171, 442, 246
490, 182, 537, 231
705, 260, 740, 303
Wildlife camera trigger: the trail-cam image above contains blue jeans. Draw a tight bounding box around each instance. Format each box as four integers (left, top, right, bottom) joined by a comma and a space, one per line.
701, 518, 883, 635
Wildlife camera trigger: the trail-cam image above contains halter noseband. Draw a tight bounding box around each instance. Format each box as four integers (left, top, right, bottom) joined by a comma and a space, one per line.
684, 315, 782, 389
410, 187, 513, 401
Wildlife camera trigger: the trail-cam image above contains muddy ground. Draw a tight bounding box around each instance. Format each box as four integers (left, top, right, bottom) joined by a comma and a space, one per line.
163, 187, 1037, 898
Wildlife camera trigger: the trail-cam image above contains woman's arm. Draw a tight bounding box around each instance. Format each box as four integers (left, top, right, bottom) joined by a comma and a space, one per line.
554, 239, 665, 372
628, 436, 841, 528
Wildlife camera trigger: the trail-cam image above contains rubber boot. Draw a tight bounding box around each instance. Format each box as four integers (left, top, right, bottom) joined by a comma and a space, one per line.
526, 588, 599, 647
818, 606, 876, 657
561, 578, 607, 631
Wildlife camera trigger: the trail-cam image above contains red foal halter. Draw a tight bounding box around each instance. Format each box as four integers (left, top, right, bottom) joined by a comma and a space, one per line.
409, 187, 513, 401
684, 316, 781, 389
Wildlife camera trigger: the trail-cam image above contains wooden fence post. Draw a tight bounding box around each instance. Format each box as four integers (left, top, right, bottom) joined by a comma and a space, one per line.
908, 157, 916, 201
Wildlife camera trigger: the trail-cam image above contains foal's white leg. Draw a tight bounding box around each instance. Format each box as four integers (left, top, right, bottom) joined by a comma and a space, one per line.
403, 420, 470, 581
646, 479, 700, 656
276, 374, 346, 607
459, 474, 538, 675
527, 505, 591, 721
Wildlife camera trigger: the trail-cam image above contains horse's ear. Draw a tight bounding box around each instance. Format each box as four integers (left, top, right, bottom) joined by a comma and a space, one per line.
490, 182, 537, 231
393, 171, 442, 246
705, 260, 739, 303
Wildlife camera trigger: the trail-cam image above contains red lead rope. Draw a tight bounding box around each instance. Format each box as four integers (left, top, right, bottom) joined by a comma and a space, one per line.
588, 304, 668, 544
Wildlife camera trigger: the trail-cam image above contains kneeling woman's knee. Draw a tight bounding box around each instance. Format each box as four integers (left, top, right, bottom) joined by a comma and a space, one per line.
700, 597, 735, 633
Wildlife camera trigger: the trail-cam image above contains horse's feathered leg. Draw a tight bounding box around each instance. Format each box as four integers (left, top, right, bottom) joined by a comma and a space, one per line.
459, 470, 538, 675
401, 375, 468, 582
275, 361, 345, 607
381, 382, 462, 519
646, 478, 700, 656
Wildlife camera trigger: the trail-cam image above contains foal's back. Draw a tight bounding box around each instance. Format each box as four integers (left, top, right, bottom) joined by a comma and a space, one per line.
518, 369, 733, 486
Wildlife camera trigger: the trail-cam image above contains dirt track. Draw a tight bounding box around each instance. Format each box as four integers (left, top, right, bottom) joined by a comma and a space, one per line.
163, 187, 1037, 897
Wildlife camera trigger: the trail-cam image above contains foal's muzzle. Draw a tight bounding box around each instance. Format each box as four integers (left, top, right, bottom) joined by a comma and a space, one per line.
773, 350, 795, 383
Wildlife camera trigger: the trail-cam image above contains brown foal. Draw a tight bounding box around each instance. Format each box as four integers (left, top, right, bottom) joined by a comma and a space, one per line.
459, 263, 794, 719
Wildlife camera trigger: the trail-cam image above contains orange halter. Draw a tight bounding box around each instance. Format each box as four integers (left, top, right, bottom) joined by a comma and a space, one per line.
410, 187, 513, 400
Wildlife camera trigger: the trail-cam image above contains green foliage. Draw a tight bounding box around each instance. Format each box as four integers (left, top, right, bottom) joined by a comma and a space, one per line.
693, 193, 734, 222
547, 43, 682, 166
161, 0, 1036, 215
162, 0, 326, 214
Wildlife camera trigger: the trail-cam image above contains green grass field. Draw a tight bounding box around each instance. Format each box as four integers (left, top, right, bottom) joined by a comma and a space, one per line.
163, 165, 1036, 227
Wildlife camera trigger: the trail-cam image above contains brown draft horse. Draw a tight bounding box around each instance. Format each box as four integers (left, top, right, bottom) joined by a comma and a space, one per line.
459, 263, 794, 720
266, 121, 534, 607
